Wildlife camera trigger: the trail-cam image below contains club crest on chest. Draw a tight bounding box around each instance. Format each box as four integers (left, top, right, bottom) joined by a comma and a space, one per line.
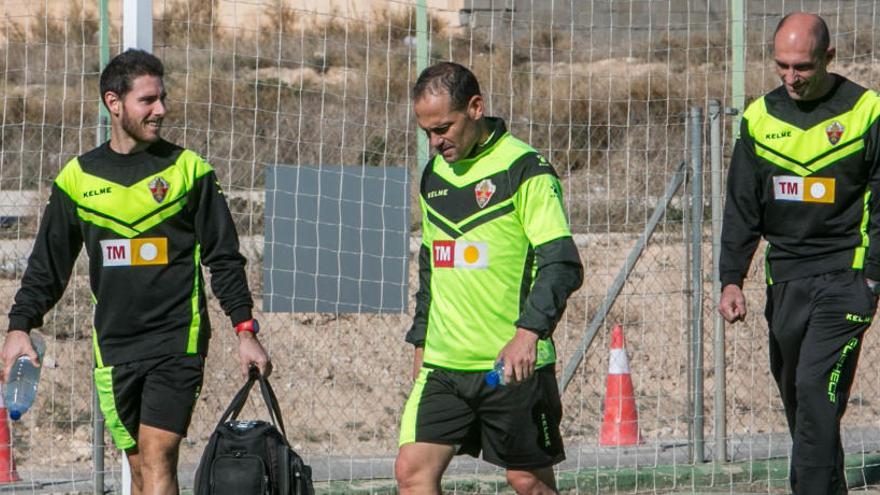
474, 178, 496, 208
149, 176, 169, 203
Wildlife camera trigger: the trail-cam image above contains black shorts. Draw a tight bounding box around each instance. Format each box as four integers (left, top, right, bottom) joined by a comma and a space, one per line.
94, 353, 204, 450
398, 365, 565, 470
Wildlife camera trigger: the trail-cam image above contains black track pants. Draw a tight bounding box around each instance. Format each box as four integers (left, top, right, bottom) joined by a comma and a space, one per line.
765, 269, 877, 495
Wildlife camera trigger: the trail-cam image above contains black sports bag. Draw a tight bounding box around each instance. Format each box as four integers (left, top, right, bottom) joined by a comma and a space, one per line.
194, 367, 314, 495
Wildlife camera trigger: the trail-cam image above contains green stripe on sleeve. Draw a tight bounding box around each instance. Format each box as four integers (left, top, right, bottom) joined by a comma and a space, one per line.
92, 328, 104, 368
854, 191, 871, 269
764, 244, 774, 286
187, 244, 202, 353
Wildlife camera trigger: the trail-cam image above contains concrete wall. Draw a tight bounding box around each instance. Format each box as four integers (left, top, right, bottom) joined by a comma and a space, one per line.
2, 1, 874, 48
1, 0, 465, 31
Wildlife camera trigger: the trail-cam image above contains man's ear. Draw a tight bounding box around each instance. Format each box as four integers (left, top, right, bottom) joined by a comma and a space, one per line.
467, 94, 484, 120
103, 91, 121, 116
825, 46, 836, 65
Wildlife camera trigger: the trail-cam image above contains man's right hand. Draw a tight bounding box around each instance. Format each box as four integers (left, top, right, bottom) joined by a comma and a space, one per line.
718, 284, 747, 323
411, 347, 424, 382
236, 331, 272, 379
1, 330, 37, 383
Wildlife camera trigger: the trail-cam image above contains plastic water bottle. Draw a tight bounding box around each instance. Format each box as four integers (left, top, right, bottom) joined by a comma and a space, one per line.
485, 360, 506, 388
5, 333, 46, 421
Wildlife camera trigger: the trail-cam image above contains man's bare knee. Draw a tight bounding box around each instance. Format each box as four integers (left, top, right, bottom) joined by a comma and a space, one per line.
141, 448, 177, 476
126, 448, 144, 494
394, 449, 433, 491
394, 452, 419, 488
137, 424, 182, 494
395, 443, 453, 495
506, 468, 558, 495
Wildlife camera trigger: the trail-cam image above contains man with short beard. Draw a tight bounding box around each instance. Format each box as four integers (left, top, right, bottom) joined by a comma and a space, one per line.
719, 12, 880, 494
2, 49, 271, 495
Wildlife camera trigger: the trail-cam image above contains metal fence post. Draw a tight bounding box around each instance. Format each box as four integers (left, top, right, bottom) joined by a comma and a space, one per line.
708, 100, 726, 463
690, 106, 705, 464
730, 0, 746, 141
416, 0, 429, 169
94, 1, 110, 493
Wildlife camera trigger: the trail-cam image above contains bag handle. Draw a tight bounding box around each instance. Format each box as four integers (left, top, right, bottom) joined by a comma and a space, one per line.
215, 365, 288, 439
255, 370, 287, 437
215, 367, 258, 427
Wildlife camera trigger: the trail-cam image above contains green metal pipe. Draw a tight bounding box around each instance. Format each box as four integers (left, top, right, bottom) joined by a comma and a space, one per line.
730, 0, 745, 138
94, 2, 109, 493
98, 0, 110, 142
416, 0, 428, 169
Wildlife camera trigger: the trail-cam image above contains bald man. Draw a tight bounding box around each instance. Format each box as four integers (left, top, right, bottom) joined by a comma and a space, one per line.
719, 12, 880, 494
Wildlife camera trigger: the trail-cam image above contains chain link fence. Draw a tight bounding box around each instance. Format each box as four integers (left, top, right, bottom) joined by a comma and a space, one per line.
1, 0, 880, 493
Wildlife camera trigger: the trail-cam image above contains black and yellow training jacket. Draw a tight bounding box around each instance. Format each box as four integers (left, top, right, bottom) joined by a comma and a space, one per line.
8, 140, 253, 366
720, 75, 880, 287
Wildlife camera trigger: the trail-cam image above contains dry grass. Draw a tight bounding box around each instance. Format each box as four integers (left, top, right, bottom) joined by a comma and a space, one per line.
5, 3, 880, 486
1, 3, 719, 232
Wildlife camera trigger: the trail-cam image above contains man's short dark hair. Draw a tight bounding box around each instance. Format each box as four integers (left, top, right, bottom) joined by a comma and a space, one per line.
775, 13, 831, 55
99, 49, 164, 107
412, 62, 481, 111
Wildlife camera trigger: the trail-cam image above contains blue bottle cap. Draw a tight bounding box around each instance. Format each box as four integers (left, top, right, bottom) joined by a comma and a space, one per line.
9, 410, 21, 421
485, 371, 500, 388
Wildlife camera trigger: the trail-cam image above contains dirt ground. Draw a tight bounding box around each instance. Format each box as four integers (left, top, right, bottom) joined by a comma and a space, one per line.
2, 232, 878, 484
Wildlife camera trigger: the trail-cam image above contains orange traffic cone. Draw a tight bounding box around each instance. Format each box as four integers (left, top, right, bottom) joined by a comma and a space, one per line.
599, 324, 642, 446
0, 388, 20, 483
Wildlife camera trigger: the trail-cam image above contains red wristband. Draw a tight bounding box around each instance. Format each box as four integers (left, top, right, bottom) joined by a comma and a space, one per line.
234, 319, 260, 335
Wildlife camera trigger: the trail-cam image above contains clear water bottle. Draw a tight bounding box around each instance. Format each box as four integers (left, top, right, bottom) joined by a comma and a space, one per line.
5, 333, 46, 421
485, 360, 506, 388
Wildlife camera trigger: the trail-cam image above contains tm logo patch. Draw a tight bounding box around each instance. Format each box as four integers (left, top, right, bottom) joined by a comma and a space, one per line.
432, 240, 488, 269
773, 176, 835, 204
101, 238, 169, 267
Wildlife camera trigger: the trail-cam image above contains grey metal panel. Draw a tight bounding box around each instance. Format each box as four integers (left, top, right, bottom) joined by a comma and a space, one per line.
263, 165, 409, 313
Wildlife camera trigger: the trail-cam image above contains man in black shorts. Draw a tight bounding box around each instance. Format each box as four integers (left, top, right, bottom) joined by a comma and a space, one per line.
395, 62, 583, 494
2, 49, 271, 495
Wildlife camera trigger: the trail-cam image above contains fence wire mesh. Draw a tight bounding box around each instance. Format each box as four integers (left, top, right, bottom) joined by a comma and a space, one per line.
2, 0, 880, 493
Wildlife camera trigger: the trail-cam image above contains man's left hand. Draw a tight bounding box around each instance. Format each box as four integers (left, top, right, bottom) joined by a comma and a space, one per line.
496, 328, 539, 384
237, 331, 272, 378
